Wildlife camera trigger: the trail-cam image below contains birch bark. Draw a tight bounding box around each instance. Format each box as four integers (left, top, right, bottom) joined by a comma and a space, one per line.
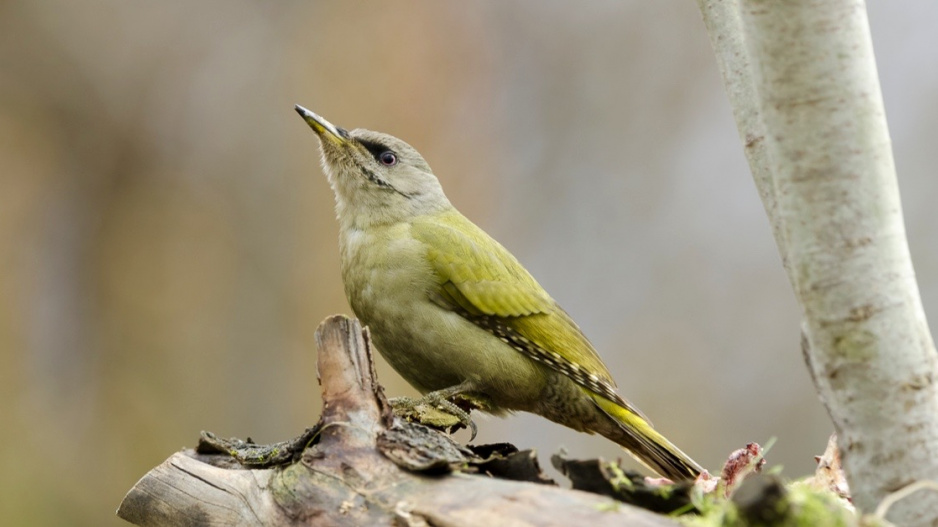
697, 1, 938, 524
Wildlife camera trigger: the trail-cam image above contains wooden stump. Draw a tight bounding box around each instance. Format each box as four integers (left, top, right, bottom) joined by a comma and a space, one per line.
117, 316, 681, 526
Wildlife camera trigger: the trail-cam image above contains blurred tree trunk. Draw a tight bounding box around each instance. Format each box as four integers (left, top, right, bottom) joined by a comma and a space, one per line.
697, 0, 938, 524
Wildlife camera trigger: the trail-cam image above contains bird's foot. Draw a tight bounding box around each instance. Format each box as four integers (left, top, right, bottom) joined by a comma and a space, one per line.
390, 391, 478, 441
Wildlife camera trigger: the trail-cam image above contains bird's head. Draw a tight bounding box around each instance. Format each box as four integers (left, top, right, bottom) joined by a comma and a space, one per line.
296, 105, 451, 228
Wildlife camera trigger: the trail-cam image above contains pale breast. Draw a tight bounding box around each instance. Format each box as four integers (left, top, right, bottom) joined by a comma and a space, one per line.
337, 222, 549, 407
339, 223, 434, 318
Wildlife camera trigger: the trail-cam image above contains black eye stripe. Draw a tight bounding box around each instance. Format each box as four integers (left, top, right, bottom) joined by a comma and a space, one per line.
357, 139, 389, 159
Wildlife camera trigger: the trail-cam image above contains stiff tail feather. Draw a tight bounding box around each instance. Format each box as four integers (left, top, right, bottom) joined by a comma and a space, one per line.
592, 395, 703, 481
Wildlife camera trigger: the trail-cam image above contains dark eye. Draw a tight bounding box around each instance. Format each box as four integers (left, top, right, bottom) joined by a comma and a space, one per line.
378, 151, 398, 166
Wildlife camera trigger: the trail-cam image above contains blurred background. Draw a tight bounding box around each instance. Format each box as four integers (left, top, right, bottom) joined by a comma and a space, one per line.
2, 1, 937, 525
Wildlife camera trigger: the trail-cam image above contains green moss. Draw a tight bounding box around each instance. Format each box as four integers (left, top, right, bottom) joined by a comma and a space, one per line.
676, 476, 890, 527
604, 461, 635, 492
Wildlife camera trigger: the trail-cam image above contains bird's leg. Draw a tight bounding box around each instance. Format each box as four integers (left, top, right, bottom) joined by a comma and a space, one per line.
390, 382, 479, 441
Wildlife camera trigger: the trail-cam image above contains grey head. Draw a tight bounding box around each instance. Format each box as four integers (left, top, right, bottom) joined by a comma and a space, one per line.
295, 105, 452, 228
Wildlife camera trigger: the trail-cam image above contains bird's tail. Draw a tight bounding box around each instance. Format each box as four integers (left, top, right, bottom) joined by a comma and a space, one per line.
591, 395, 704, 481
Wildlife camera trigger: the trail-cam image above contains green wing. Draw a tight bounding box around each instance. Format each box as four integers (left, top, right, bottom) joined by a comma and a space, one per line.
412, 212, 550, 318
412, 210, 644, 416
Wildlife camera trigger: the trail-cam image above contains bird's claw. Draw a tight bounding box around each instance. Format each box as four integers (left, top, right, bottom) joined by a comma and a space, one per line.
390, 393, 478, 441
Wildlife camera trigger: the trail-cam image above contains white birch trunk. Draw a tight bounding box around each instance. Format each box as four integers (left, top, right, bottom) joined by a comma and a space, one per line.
697, 0, 938, 524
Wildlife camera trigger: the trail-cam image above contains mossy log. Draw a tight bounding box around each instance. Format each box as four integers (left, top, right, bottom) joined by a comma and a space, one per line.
117, 315, 681, 526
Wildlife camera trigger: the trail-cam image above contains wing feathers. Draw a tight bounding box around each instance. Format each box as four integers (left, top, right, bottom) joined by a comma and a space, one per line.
412, 212, 641, 412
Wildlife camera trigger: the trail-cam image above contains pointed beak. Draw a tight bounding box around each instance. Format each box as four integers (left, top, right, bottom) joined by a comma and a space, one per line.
295, 104, 348, 145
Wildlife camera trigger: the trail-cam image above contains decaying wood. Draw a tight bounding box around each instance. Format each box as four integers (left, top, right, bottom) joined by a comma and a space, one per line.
117, 316, 683, 526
